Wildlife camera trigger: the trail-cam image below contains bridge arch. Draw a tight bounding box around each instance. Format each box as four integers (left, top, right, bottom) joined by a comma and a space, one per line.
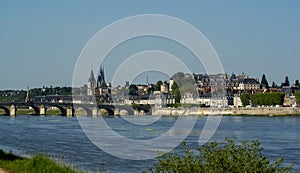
119, 109, 129, 116
45, 105, 67, 116
97, 108, 108, 116
74, 107, 92, 116
98, 108, 114, 116
0, 106, 10, 115
27, 104, 40, 115
98, 105, 115, 116
117, 106, 134, 115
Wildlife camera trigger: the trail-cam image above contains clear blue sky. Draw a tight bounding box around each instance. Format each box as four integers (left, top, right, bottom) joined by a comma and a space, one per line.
0, 0, 299, 89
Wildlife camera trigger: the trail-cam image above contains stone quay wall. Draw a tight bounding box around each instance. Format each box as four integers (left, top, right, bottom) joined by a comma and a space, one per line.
152, 107, 300, 116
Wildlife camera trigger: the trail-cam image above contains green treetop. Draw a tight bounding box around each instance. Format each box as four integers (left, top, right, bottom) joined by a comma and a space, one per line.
129, 84, 138, 95
271, 81, 277, 88
295, 79, 300, 87
261, 74, 269, 88
282, 76, 290, 87
155, 80, 163, 91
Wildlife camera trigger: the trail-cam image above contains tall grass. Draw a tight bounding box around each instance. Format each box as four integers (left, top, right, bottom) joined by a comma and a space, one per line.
0, 149, 83, 173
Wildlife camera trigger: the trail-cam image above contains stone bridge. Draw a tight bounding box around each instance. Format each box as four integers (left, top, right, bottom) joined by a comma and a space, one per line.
0, 102, 151, 117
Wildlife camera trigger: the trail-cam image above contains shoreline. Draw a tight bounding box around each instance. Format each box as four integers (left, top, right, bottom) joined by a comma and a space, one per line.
1, 107, 300, 117
0, 149, 82, 173
152, 107, 300, 116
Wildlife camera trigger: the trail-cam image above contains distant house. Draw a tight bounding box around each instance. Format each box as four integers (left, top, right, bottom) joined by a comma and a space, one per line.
123, 91, 175, 107
210, 97, 229, 108
181, 92, 198, 104
238, 78, 260, 91
34, 95, 73, 103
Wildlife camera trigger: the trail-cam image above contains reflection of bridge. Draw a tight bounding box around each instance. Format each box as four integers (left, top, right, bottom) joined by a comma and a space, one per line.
0, 102, 151, 117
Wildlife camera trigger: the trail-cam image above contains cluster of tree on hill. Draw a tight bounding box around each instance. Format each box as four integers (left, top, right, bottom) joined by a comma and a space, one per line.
0, 86, 73, 103
0, 90, 27, 103
126, 80, 181, 104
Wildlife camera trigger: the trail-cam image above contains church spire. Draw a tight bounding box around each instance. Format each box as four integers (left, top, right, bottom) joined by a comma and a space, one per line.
87, 68, 96, 96
88, 68, 96, 83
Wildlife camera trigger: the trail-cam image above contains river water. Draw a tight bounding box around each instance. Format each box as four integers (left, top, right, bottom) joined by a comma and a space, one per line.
0, 115, 299, 172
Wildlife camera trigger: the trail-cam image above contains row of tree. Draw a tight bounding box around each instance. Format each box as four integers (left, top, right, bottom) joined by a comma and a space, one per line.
260, 74, 299, 88
240, 92, 285, 107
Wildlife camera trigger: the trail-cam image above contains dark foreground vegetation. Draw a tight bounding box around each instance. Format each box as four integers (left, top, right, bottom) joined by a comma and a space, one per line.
0, 138, 297, 173
144, 138, 296, 173
0, 149, 82, 173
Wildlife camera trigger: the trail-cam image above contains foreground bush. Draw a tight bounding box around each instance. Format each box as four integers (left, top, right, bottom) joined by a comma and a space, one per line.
0, 149, 82, 173
144, 138, 294, 173
0, 149, 21, 161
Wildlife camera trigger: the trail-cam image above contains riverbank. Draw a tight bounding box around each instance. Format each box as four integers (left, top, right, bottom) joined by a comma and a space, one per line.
0, 149, 82, 173
0, 109, 62, 116
1, 107, 300, 116
152, 107, 300, 116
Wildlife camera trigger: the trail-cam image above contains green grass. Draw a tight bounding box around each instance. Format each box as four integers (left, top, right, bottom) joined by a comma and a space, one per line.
45, 109, 63, 115
0, 149, 83, 173
16, 109, 36, 115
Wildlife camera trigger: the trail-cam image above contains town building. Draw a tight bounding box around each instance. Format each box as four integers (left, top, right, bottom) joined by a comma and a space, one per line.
87, 66, 112, 103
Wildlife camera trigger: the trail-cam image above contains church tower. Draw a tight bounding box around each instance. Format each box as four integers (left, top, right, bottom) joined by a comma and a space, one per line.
97, 66, 109, 95
97, 66, 106, 89
95, 66, 111, 103
87, 69, 96, 96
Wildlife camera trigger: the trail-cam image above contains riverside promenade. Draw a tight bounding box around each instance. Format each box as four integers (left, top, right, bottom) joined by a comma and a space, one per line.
152, 107, 300, 116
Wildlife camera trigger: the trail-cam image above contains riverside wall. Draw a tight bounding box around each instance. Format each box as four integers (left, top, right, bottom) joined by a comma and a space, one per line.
152, 107, 300, 116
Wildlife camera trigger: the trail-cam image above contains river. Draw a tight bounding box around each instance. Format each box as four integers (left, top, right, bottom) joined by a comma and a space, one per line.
0, 115, 299, 172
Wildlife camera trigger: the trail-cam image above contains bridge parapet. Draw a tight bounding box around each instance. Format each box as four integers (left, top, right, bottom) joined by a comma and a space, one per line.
0, 102, 152, 116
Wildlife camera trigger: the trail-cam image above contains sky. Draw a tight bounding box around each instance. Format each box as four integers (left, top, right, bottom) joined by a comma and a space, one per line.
0, 0, 299, 89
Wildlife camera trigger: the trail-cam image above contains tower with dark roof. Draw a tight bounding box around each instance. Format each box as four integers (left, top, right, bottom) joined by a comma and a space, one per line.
87, 66, 112, 103
95, 66, 112, 103
87, 69, 96, 96
97, 66, 107, 89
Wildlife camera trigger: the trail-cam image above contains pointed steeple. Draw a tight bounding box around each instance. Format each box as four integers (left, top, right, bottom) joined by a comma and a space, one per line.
88, 68, 96, 83
87, 68, 96, 96
101, 66, 106, 85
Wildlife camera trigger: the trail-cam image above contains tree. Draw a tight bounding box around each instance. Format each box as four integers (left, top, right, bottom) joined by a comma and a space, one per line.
173, 89, 181, 104
155, 80, 163, 91
143, 138, 293, 173
295, 79, 300, 87
171, 82, 181, 103
129, 84, 138, 95
282, 76, 290, 87
250, 92, 285, 106
271, 81, 277, 88
295, 91, 300, 105
261, 74, 269, 88
147, 85, 155, 94
240, 93, 251, 107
